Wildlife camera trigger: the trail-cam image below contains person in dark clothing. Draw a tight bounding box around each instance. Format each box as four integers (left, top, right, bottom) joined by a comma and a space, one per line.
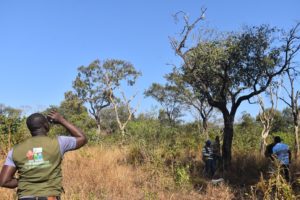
202, 140, 215, 178
265, 142, 276, 159
212, 136, 221, 171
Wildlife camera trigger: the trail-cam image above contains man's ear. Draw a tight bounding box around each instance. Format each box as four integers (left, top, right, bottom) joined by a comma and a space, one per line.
43, 121, 50, 132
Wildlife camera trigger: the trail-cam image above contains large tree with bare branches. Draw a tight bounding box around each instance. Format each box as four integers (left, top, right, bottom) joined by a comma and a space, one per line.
170, 10, 300, 168
73, 59, 140, 134
280, 55, 300, 156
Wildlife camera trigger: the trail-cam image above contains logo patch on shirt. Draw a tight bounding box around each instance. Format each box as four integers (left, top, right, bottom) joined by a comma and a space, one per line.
24, 147, 51, 169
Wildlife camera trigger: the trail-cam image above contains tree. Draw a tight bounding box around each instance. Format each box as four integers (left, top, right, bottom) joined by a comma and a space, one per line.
271, 110, 288, 133
0, 104, 24, 154
100, 104, 134, 134
73, 59, 140, 134
170, 11, 300, 168
280, 54, 300, 156
282, 107, 293, 131
107, 90, 139, 136
257, 85, 279, 156
42, 91, 96, 137
239, 111, 256, 130
166, 68, 213, 138
59, 91, 89, 116
145, 83, 184, 126
103, 60, 141, 136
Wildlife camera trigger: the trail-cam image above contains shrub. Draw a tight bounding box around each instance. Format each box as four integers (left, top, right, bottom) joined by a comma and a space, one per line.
249, 160, 296, 200
174, 165, 190, 186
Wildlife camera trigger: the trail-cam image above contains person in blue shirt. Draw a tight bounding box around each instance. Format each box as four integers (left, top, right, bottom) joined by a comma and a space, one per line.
272, 136, 291, 182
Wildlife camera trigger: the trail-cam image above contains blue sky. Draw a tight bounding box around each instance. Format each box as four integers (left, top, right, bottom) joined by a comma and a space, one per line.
0, 0, 299, 119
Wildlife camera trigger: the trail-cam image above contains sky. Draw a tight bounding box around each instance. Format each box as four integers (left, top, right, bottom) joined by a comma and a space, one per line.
0, 0, 299, 120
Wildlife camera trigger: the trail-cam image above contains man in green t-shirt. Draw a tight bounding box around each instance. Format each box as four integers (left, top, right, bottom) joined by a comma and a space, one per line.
0, 110, 88, 200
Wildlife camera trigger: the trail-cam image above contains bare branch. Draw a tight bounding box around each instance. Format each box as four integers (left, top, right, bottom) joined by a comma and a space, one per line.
171, 8, 207, 68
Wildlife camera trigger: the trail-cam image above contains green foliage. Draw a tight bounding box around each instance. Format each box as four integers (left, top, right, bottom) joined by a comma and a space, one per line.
43, 92, 96, 138
100, 105, 132, 134
239, 111, 257, 129
271, 111, 291, 133
145, 83, 184, 126
143, 189, 158, 200
72, 59, 141, 133
127, 139, 149, 166
171, 22, 298, 166
256, 109, 290, 133
234, 125, 262, 152
174, 165, 190, 186
0, 105, 29, 153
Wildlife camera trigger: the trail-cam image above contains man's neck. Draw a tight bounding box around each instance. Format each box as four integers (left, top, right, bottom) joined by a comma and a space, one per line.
31, 129, 48, 137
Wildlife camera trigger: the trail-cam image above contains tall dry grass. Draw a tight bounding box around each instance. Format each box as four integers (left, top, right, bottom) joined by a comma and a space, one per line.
61, 146, 234, 199
0, 146, 234, 200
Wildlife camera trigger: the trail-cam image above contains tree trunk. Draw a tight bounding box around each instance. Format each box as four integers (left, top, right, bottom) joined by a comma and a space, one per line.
97, 124, 101, 135
197, 120, 201, 136
94, 114, 102, 135
202, 117, 209, 140
260, 137, 267, 156
294, 124, 300, 158
96, 116, 102, 135
120, 128, 125, 137
260, 128, 269, 156
222, 114, 234, 170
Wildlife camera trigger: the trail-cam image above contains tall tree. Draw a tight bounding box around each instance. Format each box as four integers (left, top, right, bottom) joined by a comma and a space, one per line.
280, 39, 300, 156
73, 59, 140, 134
103, 60, 141, 136
170, 11, 300, 168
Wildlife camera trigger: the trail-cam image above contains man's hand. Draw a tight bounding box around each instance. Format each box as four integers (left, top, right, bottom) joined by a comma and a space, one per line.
47, 110, 88, 149
47, 110, 65, 124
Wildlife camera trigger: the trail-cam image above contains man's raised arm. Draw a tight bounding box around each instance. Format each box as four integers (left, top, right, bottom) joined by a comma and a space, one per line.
47, 110, 88, 149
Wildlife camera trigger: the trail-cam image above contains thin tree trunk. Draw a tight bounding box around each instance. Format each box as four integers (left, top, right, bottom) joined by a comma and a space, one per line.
260, 127, 269, 156
295, 124, 300, 158
94, 114, 102, 135
197, 120, 201, 136
260, 134, 268, 156
120, 128, 125, 137
97, 123, 101, 135
202, 117, 209, 140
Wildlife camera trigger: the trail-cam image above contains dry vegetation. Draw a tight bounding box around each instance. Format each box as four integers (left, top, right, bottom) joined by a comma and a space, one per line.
0, 146, 235, 200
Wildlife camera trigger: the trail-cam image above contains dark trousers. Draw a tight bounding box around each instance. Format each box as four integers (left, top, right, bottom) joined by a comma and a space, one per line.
213, 154, 221, 171
205, 159, 215, 178
281, 164, 290, 182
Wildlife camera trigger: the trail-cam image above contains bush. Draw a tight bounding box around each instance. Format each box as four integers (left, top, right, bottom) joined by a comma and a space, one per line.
249, 161, 295, 199
174, 165, 190, 186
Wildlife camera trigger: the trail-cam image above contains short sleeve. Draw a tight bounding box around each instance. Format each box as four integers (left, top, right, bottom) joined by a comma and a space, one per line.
4, 149, 16, 167
57, 136, 77, 156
